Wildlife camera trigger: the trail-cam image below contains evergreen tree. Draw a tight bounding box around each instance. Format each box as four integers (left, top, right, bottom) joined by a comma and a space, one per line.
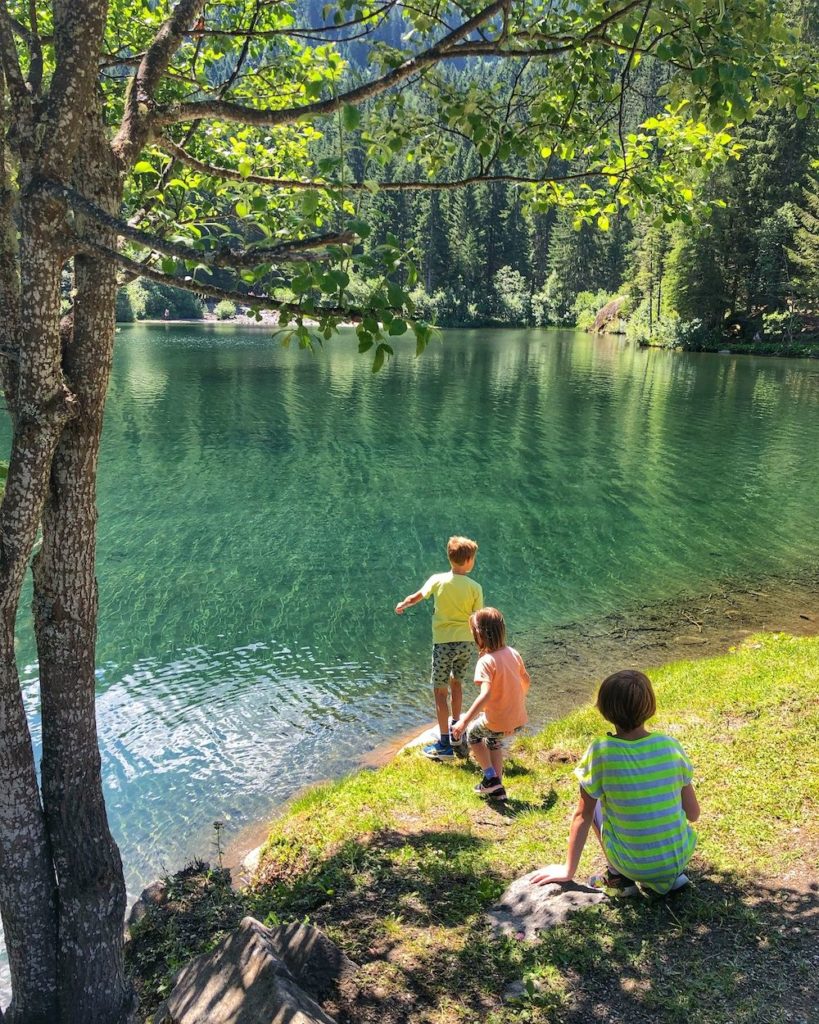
788, 175, 819, 301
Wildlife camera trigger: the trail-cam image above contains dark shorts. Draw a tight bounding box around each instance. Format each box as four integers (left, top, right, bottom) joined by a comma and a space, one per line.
465, 713, 522, 750
430, 641, 472, 690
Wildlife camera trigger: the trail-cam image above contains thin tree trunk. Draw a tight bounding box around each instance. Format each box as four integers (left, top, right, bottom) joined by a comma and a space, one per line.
32, 101, 133, 1022
0, 196, 71, 1024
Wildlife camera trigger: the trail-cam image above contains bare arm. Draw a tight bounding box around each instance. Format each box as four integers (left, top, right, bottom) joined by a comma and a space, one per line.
531, 787, 597, 885
450, 681, 491, 740
681, 784, 700, 823
395, 590, 424, 614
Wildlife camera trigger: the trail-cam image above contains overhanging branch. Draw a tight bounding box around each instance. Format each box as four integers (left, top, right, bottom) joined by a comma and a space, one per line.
34, 179, 354, 267
151, 0, 505, 129
83, 240, 360, 322
156, 138, 615, 190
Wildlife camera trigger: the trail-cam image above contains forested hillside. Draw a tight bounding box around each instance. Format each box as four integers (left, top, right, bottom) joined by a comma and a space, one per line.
120, 0, 819, 353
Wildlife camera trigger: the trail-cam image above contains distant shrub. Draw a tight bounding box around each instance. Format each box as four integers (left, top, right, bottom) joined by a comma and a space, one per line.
215, 300, 237, 320
116, 280, 203, 321
493, 266, 529, 324
625, 299, 707, 349
573, 289, 614, 331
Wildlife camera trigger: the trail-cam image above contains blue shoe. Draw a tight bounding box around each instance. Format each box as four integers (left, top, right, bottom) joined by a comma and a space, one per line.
422, 739, 455, 762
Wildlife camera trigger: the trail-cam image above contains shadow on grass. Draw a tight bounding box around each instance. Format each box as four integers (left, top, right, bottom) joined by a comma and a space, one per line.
256, 843, 817, 1024
128, 836, 817, 1024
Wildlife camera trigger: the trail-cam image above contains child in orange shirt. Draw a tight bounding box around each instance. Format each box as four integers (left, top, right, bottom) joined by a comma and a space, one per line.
451, 607, 530, 802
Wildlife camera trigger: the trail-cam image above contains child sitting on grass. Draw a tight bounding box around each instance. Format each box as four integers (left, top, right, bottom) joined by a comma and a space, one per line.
531, 669, 699, 894
451, 607, 530, 803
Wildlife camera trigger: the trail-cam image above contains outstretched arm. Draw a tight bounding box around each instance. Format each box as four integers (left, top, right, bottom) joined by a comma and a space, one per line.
531, 787, 597, 885
395, 590, 423, 614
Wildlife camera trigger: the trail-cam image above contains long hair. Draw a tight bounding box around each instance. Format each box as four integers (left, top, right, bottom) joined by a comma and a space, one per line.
470, 607, 506, 653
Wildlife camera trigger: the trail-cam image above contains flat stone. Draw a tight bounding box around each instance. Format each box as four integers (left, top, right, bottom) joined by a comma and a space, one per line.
156, 916, 340, 1024
487, 872, 606, 940
241, 845, 262, 874
397, 726, 439, 754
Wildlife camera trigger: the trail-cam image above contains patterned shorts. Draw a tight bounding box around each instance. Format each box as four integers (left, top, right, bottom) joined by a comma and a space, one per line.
430, 641, 472, 690
465, 713, 521, 750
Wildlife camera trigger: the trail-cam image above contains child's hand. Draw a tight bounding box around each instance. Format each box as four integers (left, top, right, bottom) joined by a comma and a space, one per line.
450, 717, 467, 741
530, 864, 573, 886
394, 602, 405, 614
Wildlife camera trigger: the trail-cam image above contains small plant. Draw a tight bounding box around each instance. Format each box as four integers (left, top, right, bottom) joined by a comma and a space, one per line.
215, 299, 237, 320
212, 820, 225, 871
0, 461, 7, 500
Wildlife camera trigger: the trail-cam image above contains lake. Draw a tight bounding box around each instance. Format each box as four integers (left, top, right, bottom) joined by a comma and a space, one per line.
3, 325, 819, 896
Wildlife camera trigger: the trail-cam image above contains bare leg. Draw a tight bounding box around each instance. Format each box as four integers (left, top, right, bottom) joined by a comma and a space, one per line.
434, 688, 450, 739
469, 740, 492, 773
450, 676, 463, 720
489, 746, 504, 778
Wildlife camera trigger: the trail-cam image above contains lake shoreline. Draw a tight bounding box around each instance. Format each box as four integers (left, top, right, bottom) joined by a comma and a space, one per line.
222, 562, 819, 879
130, 629, 819, 1023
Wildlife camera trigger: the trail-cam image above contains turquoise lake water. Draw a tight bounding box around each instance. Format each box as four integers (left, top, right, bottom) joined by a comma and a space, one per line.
2, 325, 819, 895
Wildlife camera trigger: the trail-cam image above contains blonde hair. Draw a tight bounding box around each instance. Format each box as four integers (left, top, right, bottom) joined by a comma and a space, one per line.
447, 535, 478, 566
597, 670, 657, 731
470, 607, 506, 653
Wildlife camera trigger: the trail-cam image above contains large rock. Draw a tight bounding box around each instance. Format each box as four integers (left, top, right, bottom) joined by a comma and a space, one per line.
487, 872, 605, 940
265, 921, 358, 999
154, 916, 353, 1024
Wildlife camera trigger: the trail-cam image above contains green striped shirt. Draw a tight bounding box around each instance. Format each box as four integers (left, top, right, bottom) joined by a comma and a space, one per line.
575, 733, 696, 894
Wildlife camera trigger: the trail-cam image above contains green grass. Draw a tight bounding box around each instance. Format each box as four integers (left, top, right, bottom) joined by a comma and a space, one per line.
128, 633, 819, 1023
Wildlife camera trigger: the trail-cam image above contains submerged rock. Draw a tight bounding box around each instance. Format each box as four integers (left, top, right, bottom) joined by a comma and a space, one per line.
153, 916, 355, 1024
487, 872, 605, 940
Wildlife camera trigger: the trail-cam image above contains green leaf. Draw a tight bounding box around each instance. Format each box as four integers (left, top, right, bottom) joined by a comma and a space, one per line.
372, 344, 386, 372
301, 191, 320, 216
342, 105, 362, 131
388, 318, 408, 336
133, 161, 156, 174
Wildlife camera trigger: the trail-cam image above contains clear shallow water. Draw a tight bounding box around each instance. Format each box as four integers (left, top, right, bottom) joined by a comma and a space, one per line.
3, 325, 819, 896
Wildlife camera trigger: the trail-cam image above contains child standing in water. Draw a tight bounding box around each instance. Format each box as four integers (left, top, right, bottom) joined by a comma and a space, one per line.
451, 607, 530, 802
531, 669, 699, 894
395, 536, 483, 761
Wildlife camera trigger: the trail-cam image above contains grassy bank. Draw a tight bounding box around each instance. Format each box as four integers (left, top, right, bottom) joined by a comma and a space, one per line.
129, 633, 819, 1023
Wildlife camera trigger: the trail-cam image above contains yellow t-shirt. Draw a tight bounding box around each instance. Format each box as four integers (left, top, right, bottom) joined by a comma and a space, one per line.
421, 571, 484, 644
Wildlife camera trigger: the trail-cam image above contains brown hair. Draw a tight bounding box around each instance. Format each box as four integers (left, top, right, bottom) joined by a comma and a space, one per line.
447, 535, 478, 566
470, 607, 506, 653
597, 670, 657, 732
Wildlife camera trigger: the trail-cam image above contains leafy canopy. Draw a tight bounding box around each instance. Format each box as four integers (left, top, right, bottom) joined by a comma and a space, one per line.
5, 0, 817, 365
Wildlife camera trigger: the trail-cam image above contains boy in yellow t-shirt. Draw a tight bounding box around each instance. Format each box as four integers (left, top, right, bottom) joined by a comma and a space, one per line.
395, 536, 483, 761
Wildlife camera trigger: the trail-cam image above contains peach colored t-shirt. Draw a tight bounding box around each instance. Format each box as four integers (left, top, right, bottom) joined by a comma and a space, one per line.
475, 646, 530, 733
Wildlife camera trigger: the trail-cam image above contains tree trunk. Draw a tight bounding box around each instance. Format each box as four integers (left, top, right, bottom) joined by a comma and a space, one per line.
31, 101, 133, 1023
0, 196, 72, 1024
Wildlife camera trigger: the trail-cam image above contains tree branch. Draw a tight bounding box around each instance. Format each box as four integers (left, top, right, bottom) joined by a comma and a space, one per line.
82, 240, 359, 322
113, 0, 206, 164
0, 2, 28, 104
0, 67, 20, 407
34, 178, 354, 267
156, 137, 614, 190
26, 0, 41, 94
152, 0, 506, 128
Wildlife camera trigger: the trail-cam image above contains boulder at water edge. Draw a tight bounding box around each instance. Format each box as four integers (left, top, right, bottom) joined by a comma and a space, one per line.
487, 872, 606, 940
153, 916, 356, 1024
